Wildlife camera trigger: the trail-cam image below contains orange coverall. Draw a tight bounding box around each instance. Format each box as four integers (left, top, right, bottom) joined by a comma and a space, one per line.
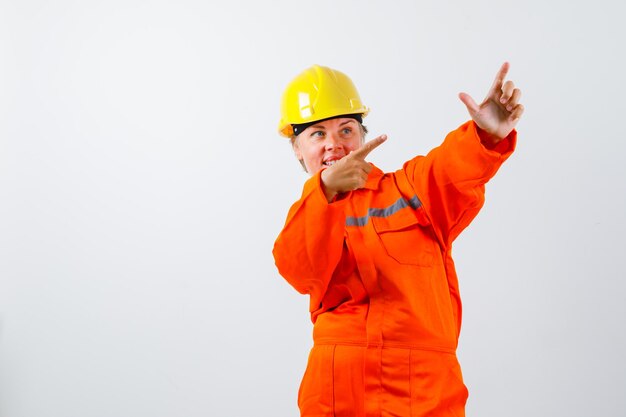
273, 121, 516, 417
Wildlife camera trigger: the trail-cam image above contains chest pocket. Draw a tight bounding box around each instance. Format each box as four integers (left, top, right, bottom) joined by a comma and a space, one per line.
372, 207, 437, 266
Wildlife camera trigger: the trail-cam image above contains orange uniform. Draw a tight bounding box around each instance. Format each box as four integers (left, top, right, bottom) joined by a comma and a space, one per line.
273, 121, 516, 417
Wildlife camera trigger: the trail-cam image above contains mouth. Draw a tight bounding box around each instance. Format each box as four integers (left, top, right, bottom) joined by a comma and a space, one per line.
323, 156, 342, 167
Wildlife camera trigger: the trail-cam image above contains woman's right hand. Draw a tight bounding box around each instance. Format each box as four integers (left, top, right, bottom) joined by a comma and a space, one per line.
320, 135, 387, 202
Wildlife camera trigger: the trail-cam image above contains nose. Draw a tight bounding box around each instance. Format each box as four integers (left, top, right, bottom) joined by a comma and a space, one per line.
324, 133, 343, 151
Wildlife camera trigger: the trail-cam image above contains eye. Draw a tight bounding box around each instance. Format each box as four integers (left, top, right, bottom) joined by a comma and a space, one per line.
341, 127, 353, 135
310, 130, 325, 139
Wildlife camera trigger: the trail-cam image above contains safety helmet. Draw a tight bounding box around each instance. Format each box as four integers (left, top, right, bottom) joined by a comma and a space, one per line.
278, 65, 369, 137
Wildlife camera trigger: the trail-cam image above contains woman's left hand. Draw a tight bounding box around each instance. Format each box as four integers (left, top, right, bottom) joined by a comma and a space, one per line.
459, 62, 524, 144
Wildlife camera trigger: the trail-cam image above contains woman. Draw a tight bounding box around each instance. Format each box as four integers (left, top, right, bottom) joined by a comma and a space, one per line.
273, 64, 523, 417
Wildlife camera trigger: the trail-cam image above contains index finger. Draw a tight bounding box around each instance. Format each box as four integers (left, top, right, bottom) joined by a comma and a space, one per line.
351, 134, 388, 160
488, 61, 510, 94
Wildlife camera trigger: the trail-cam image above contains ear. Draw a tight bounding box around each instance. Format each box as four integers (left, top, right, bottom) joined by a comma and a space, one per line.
292, 137, 303, 161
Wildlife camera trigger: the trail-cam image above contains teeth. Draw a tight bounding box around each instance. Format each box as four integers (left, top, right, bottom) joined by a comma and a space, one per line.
324, 160, 337, 166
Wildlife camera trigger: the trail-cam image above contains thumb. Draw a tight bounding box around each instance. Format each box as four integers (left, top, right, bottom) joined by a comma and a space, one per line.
458, 92, 479, 116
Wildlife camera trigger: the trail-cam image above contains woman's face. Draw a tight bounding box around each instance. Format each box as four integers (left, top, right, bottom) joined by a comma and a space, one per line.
292, 117, 364, 174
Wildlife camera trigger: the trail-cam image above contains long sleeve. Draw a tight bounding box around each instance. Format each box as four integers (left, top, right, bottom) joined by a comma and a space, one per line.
401, 120, 516, 247
273, 170, 348, 312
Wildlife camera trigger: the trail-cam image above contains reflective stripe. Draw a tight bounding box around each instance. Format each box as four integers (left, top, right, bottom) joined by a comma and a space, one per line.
346, 195, 422, 227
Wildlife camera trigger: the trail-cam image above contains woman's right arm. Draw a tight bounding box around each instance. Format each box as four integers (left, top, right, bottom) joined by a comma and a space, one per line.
273, 170, 347, 311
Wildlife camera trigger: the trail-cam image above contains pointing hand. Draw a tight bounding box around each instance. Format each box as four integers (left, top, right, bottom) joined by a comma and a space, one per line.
321, 135, 387, 202
459, 62, 524, 143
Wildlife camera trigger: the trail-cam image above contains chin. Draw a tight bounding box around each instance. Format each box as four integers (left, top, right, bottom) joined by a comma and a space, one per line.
305, 162, 323, 174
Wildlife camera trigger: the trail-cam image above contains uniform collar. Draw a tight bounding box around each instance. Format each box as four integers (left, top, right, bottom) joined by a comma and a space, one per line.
364, 164, 384, 190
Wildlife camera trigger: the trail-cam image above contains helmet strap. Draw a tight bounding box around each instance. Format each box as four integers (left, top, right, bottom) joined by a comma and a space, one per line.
292, 114, 363, 137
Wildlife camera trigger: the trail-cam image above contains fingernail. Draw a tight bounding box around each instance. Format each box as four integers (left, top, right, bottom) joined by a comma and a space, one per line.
500, 97, 507, 104
507, 105, 513, 111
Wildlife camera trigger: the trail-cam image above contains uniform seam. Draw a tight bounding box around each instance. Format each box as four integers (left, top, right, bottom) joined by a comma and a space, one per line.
313, 340, 456, 354
331, 344, 336, 416
409, 349, 413, 417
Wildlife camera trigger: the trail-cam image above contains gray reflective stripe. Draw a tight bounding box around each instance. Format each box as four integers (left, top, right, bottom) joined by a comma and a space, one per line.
346, 216, 369, 227
345, 195, 422, 227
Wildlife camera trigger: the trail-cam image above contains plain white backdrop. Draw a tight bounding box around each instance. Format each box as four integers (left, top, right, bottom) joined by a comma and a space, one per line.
1, 0, 625, 416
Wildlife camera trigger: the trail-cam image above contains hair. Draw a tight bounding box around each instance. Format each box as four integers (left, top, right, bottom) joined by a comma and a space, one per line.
290, 123, 369, 172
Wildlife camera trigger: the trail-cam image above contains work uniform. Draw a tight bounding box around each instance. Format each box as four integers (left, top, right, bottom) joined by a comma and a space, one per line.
273, 121, 516, 417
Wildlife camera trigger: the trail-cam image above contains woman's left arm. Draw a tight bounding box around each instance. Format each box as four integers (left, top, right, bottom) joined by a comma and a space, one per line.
400, 63, 524, 246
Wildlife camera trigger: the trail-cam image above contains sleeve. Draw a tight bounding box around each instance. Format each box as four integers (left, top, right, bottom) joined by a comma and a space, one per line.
402, 120, 516, 247
272, 170, 348, 311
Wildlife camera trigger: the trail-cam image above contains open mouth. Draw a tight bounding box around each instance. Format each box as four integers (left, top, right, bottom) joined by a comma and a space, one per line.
323, 156, 342, 167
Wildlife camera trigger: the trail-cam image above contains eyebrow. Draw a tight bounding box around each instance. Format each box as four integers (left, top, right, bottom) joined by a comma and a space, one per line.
309, 119, 357, 130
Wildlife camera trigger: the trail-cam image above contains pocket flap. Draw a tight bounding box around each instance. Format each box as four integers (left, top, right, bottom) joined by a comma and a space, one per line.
372, 206, 429, 233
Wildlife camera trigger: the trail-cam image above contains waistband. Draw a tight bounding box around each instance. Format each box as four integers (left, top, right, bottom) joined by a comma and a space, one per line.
313, 339, 457, 354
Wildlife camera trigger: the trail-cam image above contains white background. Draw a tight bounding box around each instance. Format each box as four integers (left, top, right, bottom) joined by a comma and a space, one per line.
1, 0, 625, 416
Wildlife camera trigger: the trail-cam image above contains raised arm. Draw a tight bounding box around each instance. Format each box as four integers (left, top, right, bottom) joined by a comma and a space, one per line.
404, 63, 523, 246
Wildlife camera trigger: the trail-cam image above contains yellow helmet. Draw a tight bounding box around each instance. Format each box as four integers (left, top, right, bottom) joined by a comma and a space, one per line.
278, 65, 369, 137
